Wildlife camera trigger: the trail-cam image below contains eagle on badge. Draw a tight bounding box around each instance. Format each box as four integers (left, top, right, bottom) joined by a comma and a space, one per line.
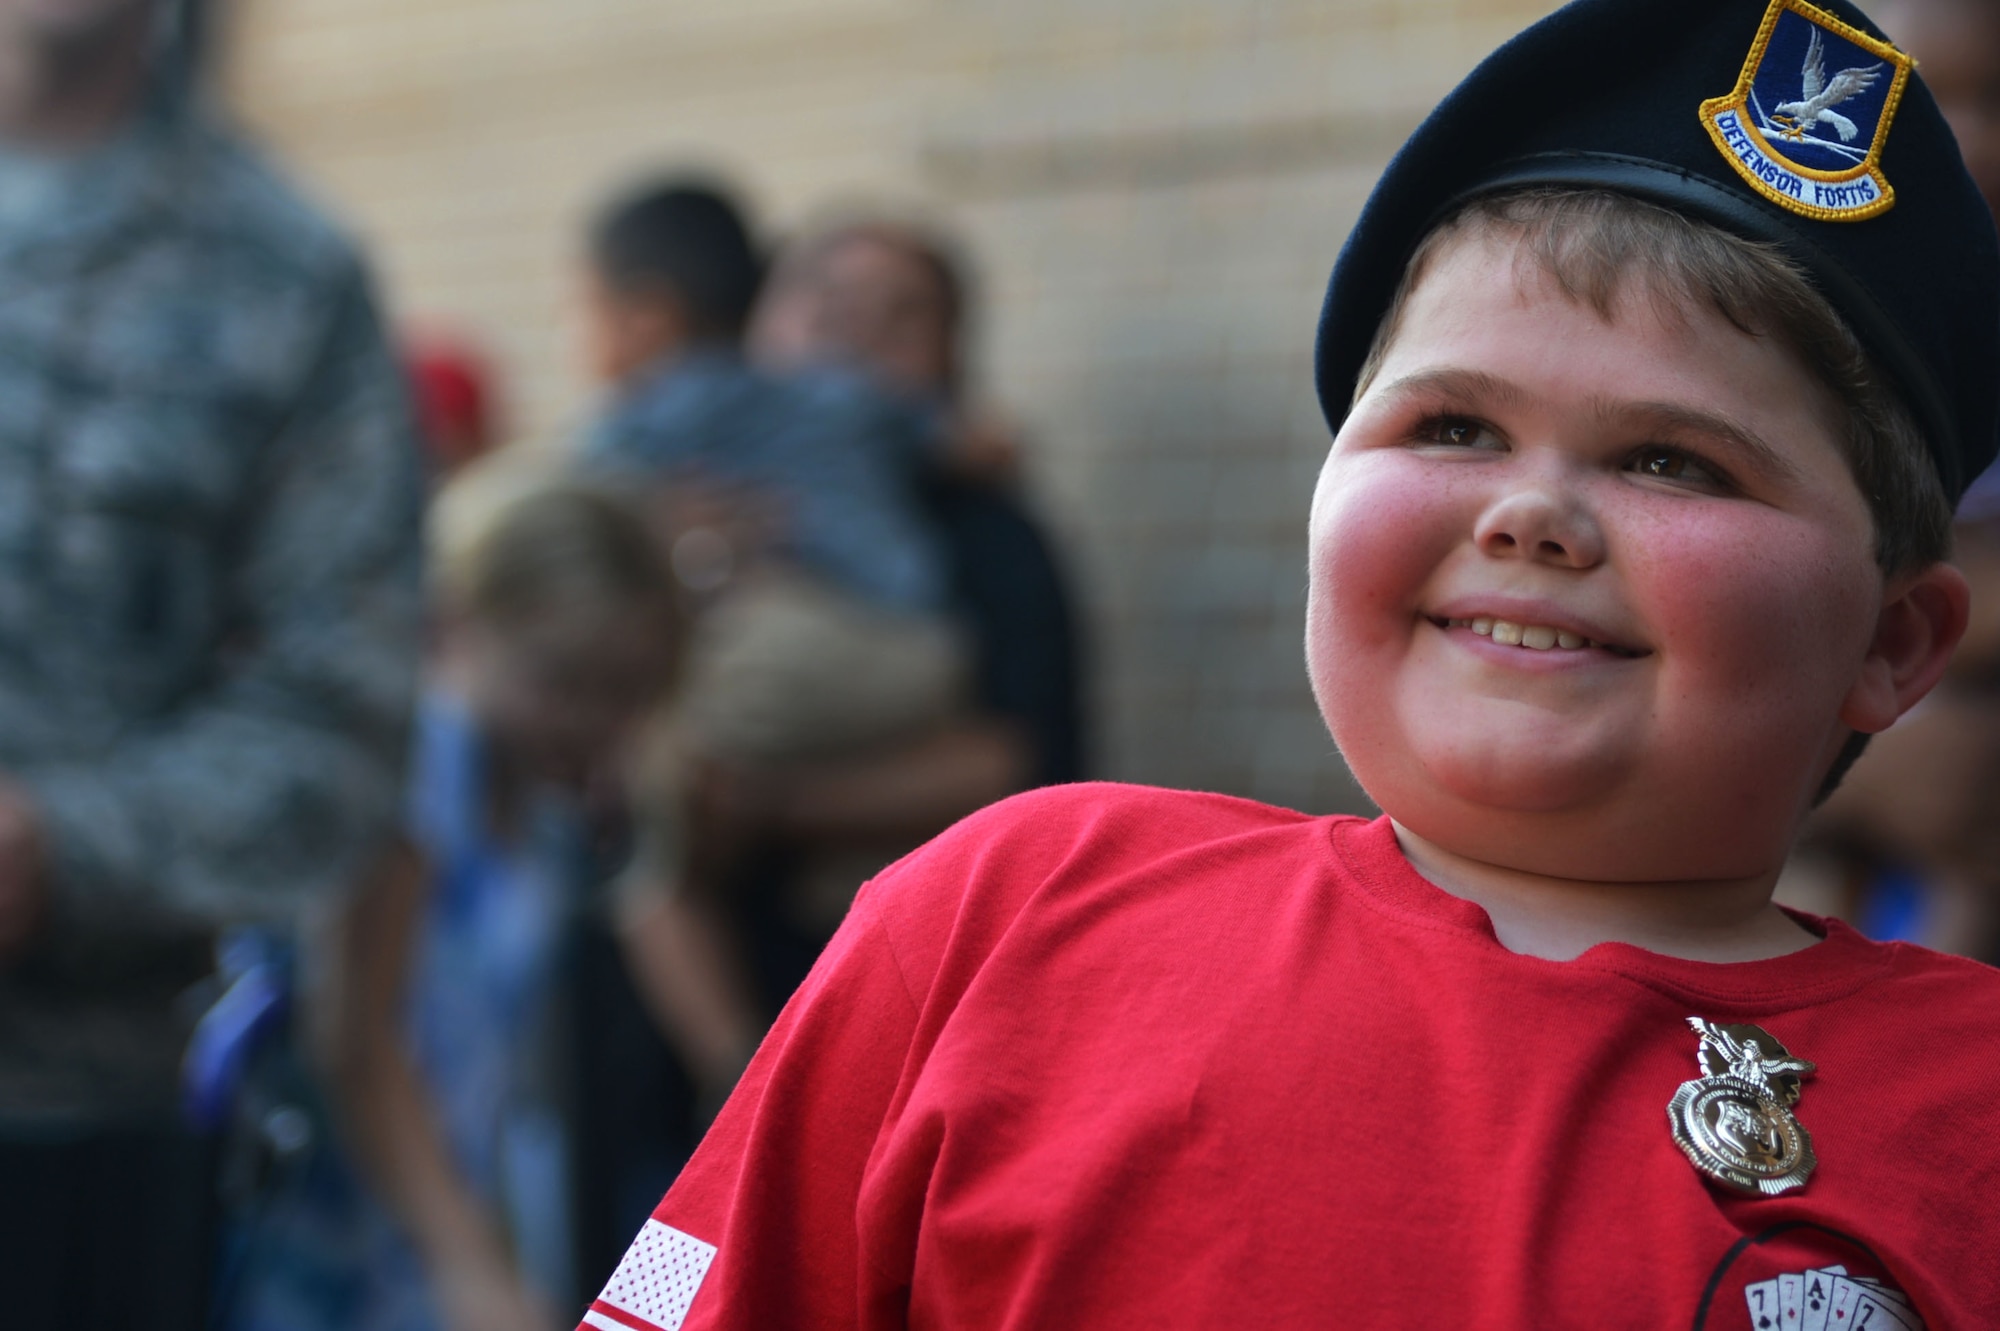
1687, 1017, 1816, 1100
1773, 28, 1883, 143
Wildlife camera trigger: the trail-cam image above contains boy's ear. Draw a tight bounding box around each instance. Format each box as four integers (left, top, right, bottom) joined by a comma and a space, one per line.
1838, 562, 1972, 735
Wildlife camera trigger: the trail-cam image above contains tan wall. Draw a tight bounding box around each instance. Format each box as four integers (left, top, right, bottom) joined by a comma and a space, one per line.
223, 0, 1557, 812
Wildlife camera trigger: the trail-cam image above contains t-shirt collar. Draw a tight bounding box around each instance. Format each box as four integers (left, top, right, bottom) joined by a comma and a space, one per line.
1327, 815, 1894, 1014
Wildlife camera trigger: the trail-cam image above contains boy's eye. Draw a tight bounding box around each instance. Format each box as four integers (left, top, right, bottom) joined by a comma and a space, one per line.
1629, 445, 1724, 488
1417, 416, 1502, 450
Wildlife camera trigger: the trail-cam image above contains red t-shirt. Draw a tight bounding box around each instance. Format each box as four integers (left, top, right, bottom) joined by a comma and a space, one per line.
580, 784, 2000, 1330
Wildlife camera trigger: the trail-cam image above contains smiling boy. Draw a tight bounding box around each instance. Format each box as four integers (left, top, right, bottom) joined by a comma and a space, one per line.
577, 1, 2000, 1327
1313, 190, 1956, 967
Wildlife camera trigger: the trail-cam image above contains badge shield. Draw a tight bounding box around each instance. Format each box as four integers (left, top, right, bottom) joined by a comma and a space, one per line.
1667, 1017, 1819, 1197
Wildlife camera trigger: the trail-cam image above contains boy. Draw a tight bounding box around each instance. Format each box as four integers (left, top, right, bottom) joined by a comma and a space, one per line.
580, 2, 2000, 1327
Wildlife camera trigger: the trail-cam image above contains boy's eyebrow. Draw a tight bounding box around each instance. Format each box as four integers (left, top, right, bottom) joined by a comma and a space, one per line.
1371, 367, 1533, 411
1595, 398, 1802, 483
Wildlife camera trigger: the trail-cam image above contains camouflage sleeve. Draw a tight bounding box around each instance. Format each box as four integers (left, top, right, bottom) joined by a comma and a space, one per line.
20, 260, 424, 936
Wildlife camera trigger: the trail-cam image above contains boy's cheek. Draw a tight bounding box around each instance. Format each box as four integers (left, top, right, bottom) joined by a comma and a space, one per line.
1630, 509, 1878, 696
1305, 473, 1461, 760
1308, 455, 1461, 615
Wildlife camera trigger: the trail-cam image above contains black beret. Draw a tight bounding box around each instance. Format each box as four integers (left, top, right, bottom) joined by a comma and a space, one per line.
1314, 0, 2000, 503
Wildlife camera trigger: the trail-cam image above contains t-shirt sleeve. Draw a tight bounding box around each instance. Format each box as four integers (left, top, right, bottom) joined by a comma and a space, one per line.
578, 882, 922, 1331
574, 783, 1208, 1331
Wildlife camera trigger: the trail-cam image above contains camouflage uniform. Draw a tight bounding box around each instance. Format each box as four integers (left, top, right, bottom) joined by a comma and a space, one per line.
0, 91, 423, 1129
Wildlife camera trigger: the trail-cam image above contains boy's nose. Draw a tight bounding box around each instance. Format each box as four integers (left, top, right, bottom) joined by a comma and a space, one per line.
1473, 483, 1604, 569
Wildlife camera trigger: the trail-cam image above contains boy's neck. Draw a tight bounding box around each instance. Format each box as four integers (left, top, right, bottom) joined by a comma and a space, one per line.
1391, 822, 1821, 963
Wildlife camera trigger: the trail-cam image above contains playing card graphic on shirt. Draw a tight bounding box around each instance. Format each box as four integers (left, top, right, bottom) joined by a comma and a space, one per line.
1743, 1260, 1924, 1331
1779, 1273, 1805, 1328
1828, 1275, 1864, 1329
1747, 1279, 1781, 1330
1801, 1266, 1838, 1331
1849, 1274, 1916, 1316
1836, 1276, 1918, 1331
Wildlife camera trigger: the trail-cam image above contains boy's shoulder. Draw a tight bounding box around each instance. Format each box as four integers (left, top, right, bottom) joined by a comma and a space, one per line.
1863, 936, 2000, 1035
879, 780, 1334, 887
972, 775, 1314, 821
852, 782, 1370, 993
853, 784, 2000, 1020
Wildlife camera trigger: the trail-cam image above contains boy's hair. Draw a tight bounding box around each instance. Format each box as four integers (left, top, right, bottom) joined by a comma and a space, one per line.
1356, 188, 1953, 577
448, 480, 678, 634
589, 180, 764, 341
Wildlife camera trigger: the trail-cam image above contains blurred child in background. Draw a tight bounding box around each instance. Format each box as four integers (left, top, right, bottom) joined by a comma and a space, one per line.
228, 483, 681, 1331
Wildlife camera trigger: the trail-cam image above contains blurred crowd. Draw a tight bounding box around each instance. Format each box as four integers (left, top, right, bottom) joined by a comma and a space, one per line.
0, 0, 1995, 1329
224, 180, 1085, 1331
0, 2, 1081, 1327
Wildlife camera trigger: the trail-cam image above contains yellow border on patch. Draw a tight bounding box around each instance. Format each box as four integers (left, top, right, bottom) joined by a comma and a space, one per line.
1697, 0, 1914, 223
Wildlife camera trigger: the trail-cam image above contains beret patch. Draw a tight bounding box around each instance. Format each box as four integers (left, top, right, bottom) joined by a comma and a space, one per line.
1699, 0, 1913, 222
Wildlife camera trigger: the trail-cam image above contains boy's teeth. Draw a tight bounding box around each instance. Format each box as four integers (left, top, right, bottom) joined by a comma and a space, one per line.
1460, 618, 1596, 651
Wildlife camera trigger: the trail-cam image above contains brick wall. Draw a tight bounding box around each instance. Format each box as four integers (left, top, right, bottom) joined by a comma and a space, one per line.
223, 0, 1558, 813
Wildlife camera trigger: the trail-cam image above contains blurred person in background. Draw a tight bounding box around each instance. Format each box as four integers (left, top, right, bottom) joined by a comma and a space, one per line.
735, 217, 1083, 935
579, 183, 970, 782
757, 216, 1000, 448
1786, 0, 2000, 960
575, 179, 975, 1094
227, 483, 681, 1331
613, 213, 1087, 1114
0, 0, 422, 1326
567, 188, 1086, 1287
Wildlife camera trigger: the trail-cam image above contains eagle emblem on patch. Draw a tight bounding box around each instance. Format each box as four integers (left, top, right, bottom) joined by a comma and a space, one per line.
1668, 1017, 1818, 1197
1699, 0, 1914, 222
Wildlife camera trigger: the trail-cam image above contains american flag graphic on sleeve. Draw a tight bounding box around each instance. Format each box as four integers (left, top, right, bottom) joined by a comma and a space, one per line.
581, 1219, 718, 1331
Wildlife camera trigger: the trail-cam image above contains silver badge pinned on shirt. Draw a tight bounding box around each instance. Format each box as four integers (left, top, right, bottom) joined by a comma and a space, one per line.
1667, 1017, 1817, 1197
